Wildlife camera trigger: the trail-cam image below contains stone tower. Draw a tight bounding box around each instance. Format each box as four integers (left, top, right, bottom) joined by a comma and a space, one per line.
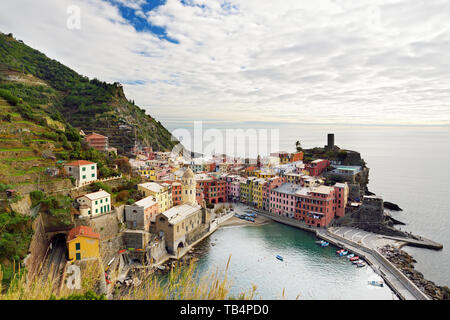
181, 167, 196, 205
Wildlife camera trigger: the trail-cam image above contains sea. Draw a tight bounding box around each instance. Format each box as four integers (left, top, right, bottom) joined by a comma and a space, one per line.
162, 121, 450, 296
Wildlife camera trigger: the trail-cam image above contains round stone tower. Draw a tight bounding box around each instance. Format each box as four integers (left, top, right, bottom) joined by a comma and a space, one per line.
182, 167, 196, 205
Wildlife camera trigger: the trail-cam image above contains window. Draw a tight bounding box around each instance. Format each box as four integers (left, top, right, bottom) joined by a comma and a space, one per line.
76, 253, 81, 260
92, 173, 95, 177
82, 175, 86, 179
82, 167, 86, 171
91, 166, 95, 170
76, 243, 80, 250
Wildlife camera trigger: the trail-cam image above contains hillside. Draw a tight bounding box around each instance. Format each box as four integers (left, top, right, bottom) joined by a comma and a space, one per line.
0, 32, 178, 154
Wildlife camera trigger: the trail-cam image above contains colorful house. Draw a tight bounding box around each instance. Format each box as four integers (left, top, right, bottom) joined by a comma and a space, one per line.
305, 159, 330, 177
252, 178, 266, 209
76, 189, 111, 217
67, 226, 100, 261
138, 182, 173, 213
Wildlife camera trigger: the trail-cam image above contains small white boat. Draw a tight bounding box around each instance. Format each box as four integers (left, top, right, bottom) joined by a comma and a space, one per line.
347, 254, 355, 259
368, 280, 384, 287
352, 259, 364, 265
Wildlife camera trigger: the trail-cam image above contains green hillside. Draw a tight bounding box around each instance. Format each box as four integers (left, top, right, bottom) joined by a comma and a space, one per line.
0, 32, 177, 154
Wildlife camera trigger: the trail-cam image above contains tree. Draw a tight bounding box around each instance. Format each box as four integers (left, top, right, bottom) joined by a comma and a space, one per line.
295, 140, 302, 152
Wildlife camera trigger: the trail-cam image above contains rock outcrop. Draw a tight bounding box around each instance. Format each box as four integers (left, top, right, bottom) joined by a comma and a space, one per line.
380, 245, 450, 300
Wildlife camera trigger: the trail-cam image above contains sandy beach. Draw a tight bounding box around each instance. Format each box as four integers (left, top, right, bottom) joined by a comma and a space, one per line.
219, 214, 272, 228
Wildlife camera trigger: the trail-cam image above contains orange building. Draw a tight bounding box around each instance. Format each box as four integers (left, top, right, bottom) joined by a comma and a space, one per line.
290, 151, 304, 162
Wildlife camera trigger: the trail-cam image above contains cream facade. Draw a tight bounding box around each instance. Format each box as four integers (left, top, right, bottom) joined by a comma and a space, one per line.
76, 189, 111, 217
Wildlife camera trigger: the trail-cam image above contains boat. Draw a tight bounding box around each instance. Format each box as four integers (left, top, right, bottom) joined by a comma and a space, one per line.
276, 255, 284, 261
349, 256, 360, 261
352, 259, 364, 265
320, 241, 329, 247
245, 217, 255, 222
368, 280, 384, 287
357, 262, 366, 268
336, 249, 345, 254
347, 254, 355, 259
339, 250, 348, 256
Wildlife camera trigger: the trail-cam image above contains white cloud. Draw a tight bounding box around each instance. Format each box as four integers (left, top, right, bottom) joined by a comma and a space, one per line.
0, 0, 449, 126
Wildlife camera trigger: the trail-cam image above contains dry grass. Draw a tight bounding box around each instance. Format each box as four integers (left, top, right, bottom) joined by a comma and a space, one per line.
0, 256, 259, 300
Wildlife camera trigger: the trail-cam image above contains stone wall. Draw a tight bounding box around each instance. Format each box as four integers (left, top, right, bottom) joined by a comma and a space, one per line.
24, 214, 50, 281
14, 179, 73, 196
9, 194, 32, 216
75, 211, 124, 266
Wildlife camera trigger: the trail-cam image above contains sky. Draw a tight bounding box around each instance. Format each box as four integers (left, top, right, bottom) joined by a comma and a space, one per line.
1, 0, 450, 126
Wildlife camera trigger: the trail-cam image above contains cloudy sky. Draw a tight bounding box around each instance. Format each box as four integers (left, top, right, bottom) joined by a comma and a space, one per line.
1, 0, 450, 126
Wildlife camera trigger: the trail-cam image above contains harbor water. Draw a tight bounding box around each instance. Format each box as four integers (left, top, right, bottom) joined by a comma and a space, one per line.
194, 222, 396, 300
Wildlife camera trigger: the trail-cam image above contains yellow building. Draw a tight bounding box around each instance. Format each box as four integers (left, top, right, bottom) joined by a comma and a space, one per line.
67, 226, 100, 261
138, 182, 173, 213
252, 179, 266, 208
139, 168, 157, 181
257, 170, 276, 179
240, 177, 256, 205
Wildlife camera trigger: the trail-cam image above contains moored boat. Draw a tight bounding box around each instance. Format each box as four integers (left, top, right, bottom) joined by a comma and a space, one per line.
350, 256, 360, 261
352, 259, 364, 264
357, 262, 366, 268
336, 249, 345, 254
320, 241, 329, 247
347, 254, 355, 259
339, 250, 348, 256
276, 255, 283, 261
368, 280, 384, 287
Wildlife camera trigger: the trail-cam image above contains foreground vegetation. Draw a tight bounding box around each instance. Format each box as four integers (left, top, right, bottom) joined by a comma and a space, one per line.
0, 257, 259, 300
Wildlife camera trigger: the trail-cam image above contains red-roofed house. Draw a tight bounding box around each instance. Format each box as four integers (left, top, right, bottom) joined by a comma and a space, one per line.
67, 226, 100, 261
84, 132, 108, 151
64, 160, 97, 187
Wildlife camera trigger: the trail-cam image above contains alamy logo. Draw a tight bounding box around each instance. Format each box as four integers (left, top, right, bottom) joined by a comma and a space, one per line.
67, 5, 81, 30
66, 264, 81, 289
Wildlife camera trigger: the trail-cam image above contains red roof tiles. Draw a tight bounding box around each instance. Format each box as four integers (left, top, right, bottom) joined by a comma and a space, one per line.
67, 226, 100, 242
65, 160, 96, 166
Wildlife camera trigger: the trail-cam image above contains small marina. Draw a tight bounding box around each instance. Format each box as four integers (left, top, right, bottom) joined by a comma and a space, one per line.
193, 221, 396, 300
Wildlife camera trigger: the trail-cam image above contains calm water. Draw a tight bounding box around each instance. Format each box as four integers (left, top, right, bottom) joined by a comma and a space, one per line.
164, 122, 450, 288
194, 223, 395, 300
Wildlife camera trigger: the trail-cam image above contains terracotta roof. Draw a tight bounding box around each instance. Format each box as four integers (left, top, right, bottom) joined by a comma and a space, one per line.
65, 160, 96, 166
85, 132, 107, 139
67, 226, 100, 242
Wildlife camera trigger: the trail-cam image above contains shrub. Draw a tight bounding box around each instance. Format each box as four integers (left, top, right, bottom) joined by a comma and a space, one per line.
0, 89, 21, 105
30, 190, 45, 207
91, 182, 112, 194
116, 190, 129, 202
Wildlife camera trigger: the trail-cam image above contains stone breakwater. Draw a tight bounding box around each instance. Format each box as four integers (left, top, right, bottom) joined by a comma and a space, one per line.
380, 245, 450, 300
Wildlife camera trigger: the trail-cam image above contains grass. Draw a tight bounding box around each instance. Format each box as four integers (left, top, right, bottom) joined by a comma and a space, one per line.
0, 256, 260, 300
0, 147, 33, 152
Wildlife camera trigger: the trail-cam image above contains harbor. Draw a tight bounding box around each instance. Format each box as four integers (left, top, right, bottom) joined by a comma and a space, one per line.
250, 207, 439, 300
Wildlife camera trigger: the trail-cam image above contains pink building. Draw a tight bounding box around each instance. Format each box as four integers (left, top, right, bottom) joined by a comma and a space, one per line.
269, 183, 302, 218
262, 176, 285, 211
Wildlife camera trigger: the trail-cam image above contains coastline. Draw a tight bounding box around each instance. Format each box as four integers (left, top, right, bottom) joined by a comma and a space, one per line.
219, 214, 272, 228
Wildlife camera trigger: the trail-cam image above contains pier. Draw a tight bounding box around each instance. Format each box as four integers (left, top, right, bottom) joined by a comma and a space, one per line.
253, 208, 436, 300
